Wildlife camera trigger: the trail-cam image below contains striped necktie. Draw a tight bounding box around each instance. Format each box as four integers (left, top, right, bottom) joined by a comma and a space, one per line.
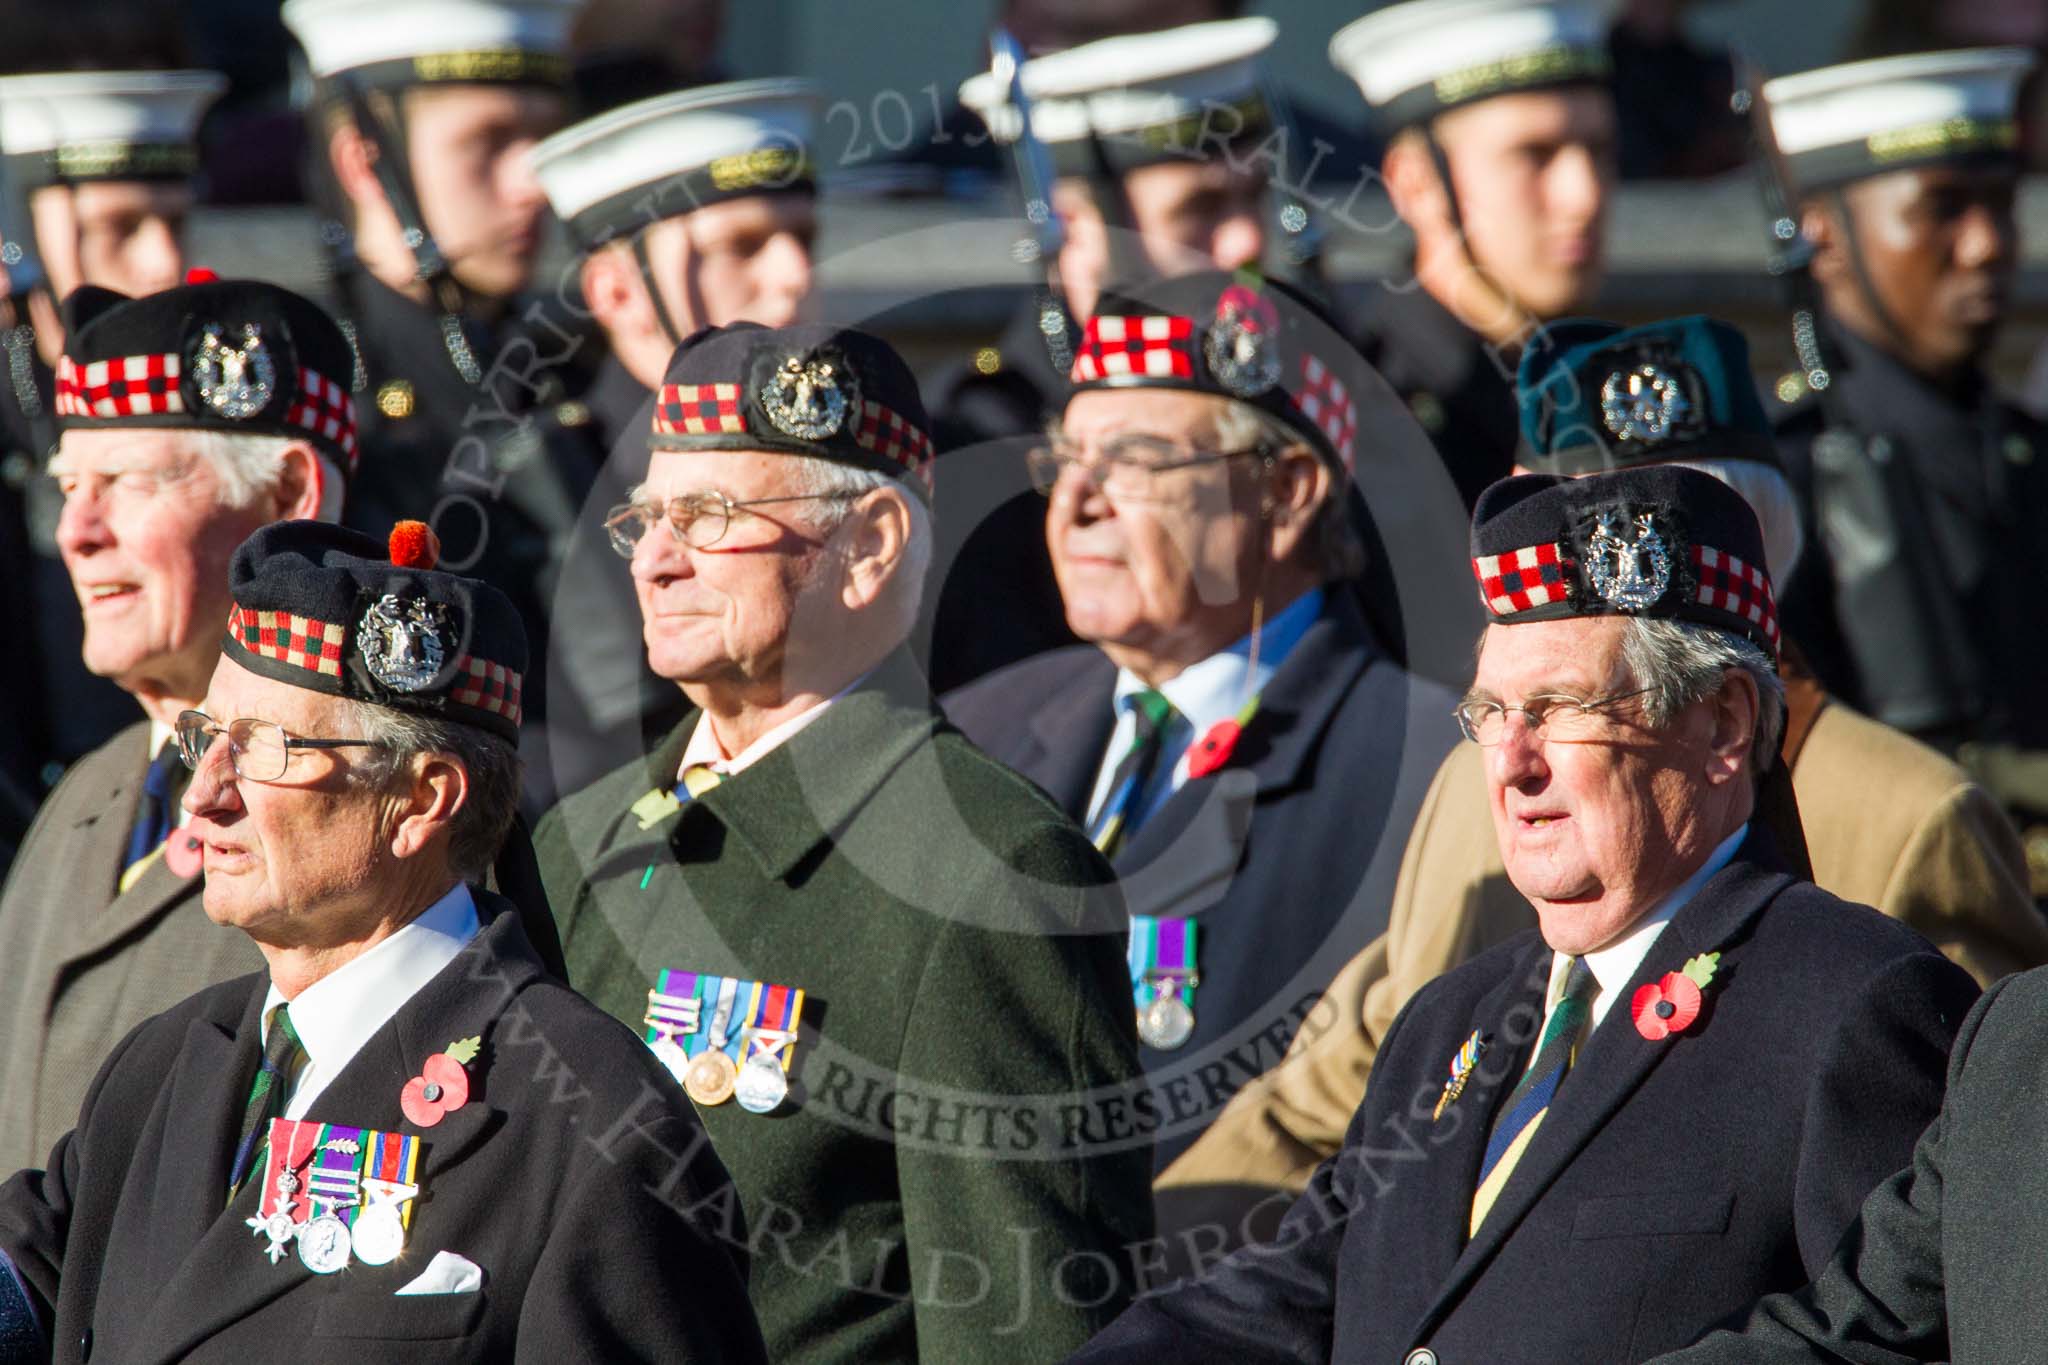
228, 1004, 306, 1200
677, 764, 723, 800
1088, 689, 1176, 861
120, 739, 184, 891
1470, 956, 1597, 1236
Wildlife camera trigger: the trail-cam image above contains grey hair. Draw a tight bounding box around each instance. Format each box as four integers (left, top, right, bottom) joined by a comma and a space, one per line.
781, 455, 934, 629
196, 430, 346, 523
1619, 616, 1787, 775
334, 699, 524, 882
1211, 399, 1365, 582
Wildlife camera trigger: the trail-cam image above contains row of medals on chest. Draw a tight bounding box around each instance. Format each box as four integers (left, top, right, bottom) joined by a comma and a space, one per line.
248, 1121, 418, 1275
644, 975, 801, 1113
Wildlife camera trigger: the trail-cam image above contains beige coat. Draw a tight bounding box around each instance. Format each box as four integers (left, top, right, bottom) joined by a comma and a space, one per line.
0, 721, 263, 1170
1164, 694, 2048, 1196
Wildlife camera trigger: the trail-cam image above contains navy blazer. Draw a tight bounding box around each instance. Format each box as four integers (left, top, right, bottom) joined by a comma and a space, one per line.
945, 591, 1458, 1173
1069, 831, 1979, 1365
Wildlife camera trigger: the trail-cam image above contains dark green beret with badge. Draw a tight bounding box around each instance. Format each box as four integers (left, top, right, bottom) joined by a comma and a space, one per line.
1514, 315, 1778, 475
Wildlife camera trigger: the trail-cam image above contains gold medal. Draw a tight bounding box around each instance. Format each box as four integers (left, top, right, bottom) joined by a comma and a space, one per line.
684, 1050, 738, 1106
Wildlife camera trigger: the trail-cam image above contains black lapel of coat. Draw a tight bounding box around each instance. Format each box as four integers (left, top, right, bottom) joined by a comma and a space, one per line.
1403, 939, 1557, 1287
1018, 651, 1117, 818
133, 896, 538, 1363
1113, 595, 1376, 912
1407, 837, 1793, 1343
128, 983, 308, 1365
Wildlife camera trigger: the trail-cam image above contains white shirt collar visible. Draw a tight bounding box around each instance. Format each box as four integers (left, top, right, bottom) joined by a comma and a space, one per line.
261, 882, 481, 1119
1085, 587, 1326, 826
677, 673, 867, 783
1546, 822, 1750, 1028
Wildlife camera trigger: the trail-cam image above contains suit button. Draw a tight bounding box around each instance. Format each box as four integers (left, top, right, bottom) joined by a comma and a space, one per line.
80, 1327, 92, 1359
1405, 1351, 1437, 1365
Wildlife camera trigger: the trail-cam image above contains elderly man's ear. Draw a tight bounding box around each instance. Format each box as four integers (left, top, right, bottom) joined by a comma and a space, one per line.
272, 443, 330, 522
387, 752, 469, 860
1261, 446, 1330, 561
1702, 667, 1761, 787
835, 486, 916, 611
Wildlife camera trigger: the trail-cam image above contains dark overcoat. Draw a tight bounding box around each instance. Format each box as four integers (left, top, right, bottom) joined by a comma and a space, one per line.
1069, 831, 1979, 1365
535, 660, 1155, 1363
1661, 963, 2048, 1365
945, 592, 1458, 1180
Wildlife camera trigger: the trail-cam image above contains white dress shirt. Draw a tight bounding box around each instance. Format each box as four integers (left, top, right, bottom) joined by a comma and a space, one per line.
676, 674, 866, 784
261, 882, 481, 1118
1082, 587, 1325, 831
1538, 822, 1750, 1035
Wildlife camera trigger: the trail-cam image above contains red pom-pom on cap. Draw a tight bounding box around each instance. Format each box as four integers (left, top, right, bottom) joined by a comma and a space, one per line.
388, 520, 440, 570
184, 267, 219, 285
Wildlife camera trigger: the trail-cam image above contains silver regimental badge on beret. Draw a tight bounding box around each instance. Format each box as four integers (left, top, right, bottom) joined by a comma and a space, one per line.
1586, 512, 1671, 610
1204, 288, 1283, 398
1600, 363, 1690, 443
193, 322, 278, 419
358, 594, 450, 693
762, 353, 856, 440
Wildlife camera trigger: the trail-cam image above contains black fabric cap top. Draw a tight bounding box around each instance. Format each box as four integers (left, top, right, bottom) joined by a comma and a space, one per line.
1469, 465, 1781, 657
222, 521, 529, 741
1070, 269, 1367, 475
57, 277, 361, 479
649, 321, 936, 500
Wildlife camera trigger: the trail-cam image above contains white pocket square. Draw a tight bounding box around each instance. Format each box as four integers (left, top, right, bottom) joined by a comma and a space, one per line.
395, 1250, 484, 1296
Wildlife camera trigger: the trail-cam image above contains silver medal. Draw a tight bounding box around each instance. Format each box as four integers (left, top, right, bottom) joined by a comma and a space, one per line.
735, 1055, 790, 1114
350, 1203, 406, 1266
1139, 994, 1195, 1050
297, 1213, 353, 1274
650, 1035, 691, 1084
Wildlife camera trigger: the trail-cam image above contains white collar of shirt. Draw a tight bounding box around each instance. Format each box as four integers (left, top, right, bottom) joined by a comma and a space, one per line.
678, 673, 867, 783
260, 882, 481, 1119
1545, 822, 1749, 1029
1085, 587, 1325, 827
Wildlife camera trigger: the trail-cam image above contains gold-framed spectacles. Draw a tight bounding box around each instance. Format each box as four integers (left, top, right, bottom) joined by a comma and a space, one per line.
604, 490, 846, 555
174, 711, 383, 783
1025, 440, 1270, 501
1453, 688, 1654, 746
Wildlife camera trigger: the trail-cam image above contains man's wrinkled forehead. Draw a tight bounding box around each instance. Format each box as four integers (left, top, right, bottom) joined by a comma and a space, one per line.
203, 650, 341, 730
1058, 385, 1232, 444
49, 425, 201, 479
1469, 616, 1630, 699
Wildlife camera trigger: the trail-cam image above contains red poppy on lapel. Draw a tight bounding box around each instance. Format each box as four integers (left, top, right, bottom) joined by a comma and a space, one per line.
1185, 719, 1242, 779
1631, 952, 1721, 1041
402, 1034, 480, 1127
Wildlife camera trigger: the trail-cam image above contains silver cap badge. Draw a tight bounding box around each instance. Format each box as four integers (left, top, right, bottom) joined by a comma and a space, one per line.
192, 322, 277, 419
357, 594, 450, 693
762, 353, 856, 440
1585, 512, 1671, 610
